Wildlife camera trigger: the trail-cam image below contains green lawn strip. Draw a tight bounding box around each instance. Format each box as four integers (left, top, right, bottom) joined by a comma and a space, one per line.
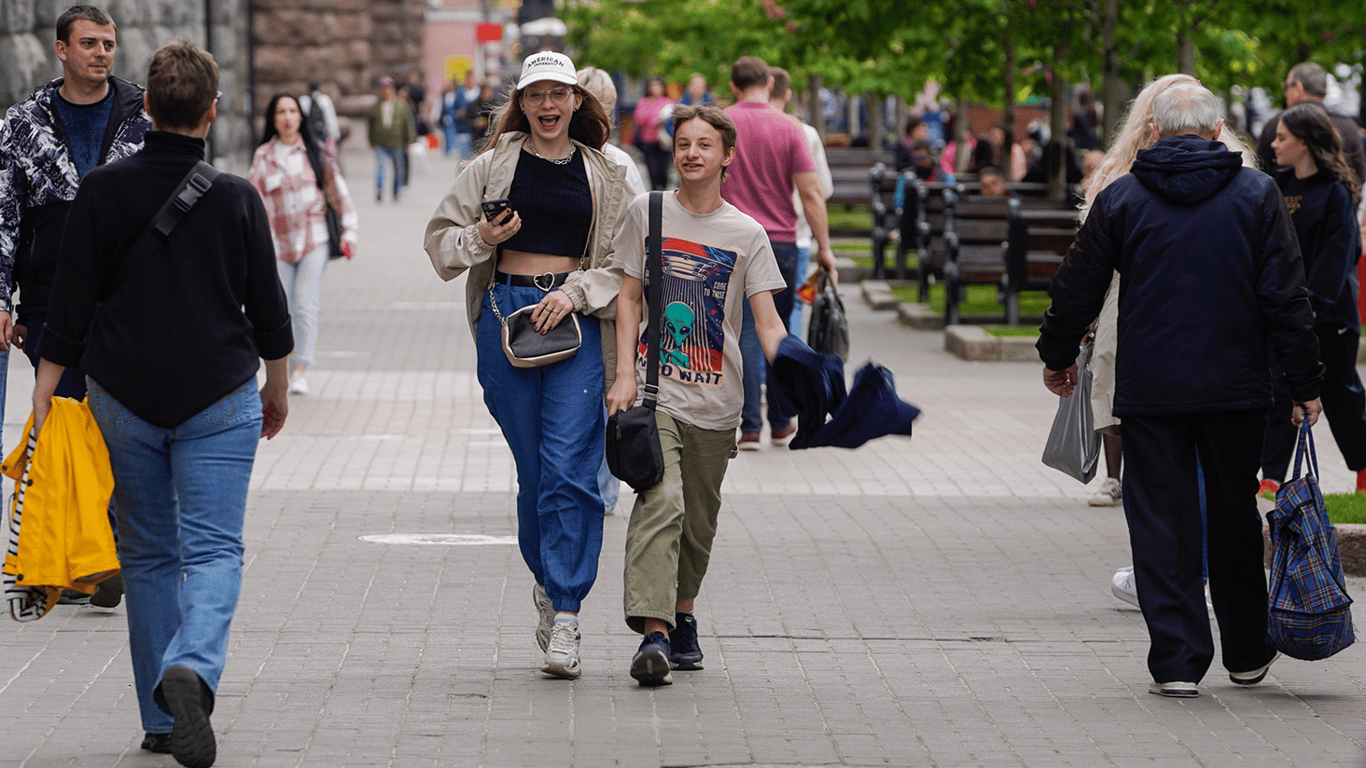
888, 283, 1050, 315
1324, 493, 1366, 525
982, 326, 1041, 337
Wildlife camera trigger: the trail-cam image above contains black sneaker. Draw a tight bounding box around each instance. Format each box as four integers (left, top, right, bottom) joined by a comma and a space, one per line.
668, 612, 704, 670
141, 732, 172, 753
91, 574, 124, 609
57, 588, 90, 605
160, 664, 216, 768
630, 632, 673, 686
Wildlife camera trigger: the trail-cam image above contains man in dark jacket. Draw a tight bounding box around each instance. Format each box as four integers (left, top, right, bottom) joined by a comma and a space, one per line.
0, 4, 152, 609
1038, 82, 1324, 698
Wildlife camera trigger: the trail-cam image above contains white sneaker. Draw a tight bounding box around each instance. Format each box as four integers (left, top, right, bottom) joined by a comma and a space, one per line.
1112, 566, 1216, 614
1111, 566, 1139, 608
289, 371, 309, 395
541, 618, 582, 679
1149, 680, 1198, 698
533, 584, 555, 652
1088, 477, 1122, 506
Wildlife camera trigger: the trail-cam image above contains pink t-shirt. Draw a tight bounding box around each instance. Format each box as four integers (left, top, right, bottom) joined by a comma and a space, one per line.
720, 101, 815, 242
634, 96, 674, 145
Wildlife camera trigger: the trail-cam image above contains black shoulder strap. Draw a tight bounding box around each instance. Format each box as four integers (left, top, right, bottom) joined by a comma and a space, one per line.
643, 191, 664, 408
113, 160, 220, 289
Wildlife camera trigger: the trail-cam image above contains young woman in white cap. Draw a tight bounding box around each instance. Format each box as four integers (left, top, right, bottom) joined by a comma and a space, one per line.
424, 51, 628, 679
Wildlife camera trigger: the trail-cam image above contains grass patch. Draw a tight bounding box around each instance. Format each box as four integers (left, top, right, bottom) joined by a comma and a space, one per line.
1325, 493, 1366, 525
888, 283, 1050, 316
1255, 491, 1366, 525
828, 204, 872, 230
983, 326, 1041, 337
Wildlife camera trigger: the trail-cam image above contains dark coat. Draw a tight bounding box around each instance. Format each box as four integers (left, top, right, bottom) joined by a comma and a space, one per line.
1038, 135, 1323, 416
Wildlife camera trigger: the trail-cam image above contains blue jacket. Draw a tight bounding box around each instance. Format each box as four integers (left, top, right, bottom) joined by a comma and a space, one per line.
1038, 135, 1323, 415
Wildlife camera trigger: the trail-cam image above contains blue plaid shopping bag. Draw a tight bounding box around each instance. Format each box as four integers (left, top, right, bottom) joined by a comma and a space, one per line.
1266, 419, 1355, 661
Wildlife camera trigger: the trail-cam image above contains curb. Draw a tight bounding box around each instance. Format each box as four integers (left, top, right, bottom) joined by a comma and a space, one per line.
943, 325, 1037, 362
1338, 524, 1366, 577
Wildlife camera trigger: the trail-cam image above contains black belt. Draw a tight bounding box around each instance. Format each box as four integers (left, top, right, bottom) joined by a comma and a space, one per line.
493, 270, 571, 289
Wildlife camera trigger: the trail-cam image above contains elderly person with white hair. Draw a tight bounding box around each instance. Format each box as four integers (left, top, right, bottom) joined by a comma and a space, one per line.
1038, 80, 1323, 699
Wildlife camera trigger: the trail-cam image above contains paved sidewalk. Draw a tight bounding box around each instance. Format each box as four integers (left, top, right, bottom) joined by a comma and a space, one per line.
1, 148, 1363, 768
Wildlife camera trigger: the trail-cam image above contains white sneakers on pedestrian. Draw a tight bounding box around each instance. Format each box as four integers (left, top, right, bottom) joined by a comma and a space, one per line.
289, 371, 309, 395
1149, 680, 1198, 698
1230, 651, 1281, 686
1111, 566, 1215, 613
533, 583, 555, 652
1088, 477, 1122, 506
1111, 566, 1140, 607
542, 618, 582, 679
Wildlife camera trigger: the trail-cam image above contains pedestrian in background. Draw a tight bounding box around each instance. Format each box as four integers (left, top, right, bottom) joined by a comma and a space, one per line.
367, 76, 414, 202
424, 51, 628, 680
1261, 101, 1366, 492
0, 3, 152, 610
35, 39, 292, 765
722, 55, 837, 449
634, 76, 674, 190
464, 82, 497, 151
577, 64, 646, 518
250, 92, 358, 397
607, 105, 789, 686
679, 73, 714, 107
1039, 81, 1322, 699
298, 82, 339, 156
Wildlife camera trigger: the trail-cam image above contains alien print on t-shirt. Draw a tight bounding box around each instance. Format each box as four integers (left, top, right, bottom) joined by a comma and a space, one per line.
637, 236, 735, 386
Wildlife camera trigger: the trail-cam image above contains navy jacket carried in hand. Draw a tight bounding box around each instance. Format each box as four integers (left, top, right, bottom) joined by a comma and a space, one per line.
1038, 135, 1323, 416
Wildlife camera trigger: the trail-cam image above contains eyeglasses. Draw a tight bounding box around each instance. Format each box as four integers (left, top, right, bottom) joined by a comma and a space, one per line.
522, 87, 572, 106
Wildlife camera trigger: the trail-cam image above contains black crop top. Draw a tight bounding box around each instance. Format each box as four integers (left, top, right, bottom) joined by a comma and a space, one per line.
499, 148, 592, 260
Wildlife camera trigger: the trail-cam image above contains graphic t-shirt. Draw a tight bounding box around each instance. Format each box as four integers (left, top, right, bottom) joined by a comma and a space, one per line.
615, 192, 787, 430
54, 88, 114, 179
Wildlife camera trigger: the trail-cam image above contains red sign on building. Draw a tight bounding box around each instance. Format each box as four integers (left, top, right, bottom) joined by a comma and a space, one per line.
476, 23, 502, 43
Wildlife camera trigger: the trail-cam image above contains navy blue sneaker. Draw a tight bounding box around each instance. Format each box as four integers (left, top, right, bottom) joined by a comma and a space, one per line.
630, 632, 673, 686
669, 612, 704, 670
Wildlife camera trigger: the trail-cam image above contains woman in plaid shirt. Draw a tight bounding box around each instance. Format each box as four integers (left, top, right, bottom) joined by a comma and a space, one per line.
250, 93, 358, 396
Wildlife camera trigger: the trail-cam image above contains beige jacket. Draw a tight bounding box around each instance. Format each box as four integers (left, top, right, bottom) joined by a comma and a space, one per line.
423, 131, 629, 389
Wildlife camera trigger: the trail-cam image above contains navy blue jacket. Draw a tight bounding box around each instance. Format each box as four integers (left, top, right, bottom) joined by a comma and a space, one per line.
1038, 135, 1323, 416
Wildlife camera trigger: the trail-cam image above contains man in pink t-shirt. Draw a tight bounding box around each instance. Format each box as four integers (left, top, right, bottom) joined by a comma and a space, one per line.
720, 56, 838, 448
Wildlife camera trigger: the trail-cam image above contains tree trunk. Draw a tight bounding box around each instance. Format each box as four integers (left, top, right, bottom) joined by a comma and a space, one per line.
1049, 58, 1069, 201
867, 91, 885, 152
1003, 35, 1017, 180
809, 74, 826, 140
1176, 31, 1195, 75
954, 96, 970, 174
1099, 0, 1122, 146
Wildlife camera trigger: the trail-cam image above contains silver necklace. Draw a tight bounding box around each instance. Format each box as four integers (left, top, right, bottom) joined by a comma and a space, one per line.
526, 140, 576, 165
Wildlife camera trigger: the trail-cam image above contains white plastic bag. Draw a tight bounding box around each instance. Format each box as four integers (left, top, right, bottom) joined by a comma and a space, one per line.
1041, 340, 1101, 483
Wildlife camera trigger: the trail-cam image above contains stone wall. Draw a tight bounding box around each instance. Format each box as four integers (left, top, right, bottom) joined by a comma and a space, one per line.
0, 0, 248, 168
252, 0, 425, 128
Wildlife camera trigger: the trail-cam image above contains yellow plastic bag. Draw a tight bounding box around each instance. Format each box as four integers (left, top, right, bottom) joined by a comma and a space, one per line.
2, 398, 118, 621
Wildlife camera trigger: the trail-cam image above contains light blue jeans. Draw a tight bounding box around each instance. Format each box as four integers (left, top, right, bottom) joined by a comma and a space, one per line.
275, 244, 328, 368
87, 378, 262, 734
476, 284, 605, 612
374, 145, 405, 197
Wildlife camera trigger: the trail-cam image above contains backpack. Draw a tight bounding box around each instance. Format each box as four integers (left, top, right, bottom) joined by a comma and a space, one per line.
306, 92, 329, 141
1266, 420, 1356, 660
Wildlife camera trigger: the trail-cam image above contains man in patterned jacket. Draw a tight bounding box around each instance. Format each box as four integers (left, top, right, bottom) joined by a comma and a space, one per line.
0, 5, 151, 608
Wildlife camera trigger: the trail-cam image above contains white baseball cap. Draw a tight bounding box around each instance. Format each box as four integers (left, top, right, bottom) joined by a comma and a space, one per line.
517, 51, 578, 90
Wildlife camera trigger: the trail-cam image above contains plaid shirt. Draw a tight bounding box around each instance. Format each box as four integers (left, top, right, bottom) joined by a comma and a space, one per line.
249, 138, 357, 262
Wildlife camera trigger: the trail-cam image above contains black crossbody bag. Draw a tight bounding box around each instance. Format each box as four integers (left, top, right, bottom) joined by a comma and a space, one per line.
606, 191, 666, 492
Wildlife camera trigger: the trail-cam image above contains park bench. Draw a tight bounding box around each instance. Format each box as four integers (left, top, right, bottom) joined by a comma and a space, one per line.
826, 147, 893, 238
941, 197, 1078, 325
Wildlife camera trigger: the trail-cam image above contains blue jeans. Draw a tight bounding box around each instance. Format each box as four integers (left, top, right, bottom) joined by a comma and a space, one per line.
597, 452, 620, 514
87, 378, 262, 733
740, 240, 799, 432
374, 145, 405, 197
476, 284, 605, 612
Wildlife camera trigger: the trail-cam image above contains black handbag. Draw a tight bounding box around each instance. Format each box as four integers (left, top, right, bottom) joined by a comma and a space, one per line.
499, 303, 582, 368
324, 203, 345, 259
807, 270, 849, 359
606, 191, 666, 492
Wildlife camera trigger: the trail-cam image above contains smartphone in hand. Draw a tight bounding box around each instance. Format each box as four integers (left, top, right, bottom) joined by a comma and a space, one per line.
482, 198, 512, 224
